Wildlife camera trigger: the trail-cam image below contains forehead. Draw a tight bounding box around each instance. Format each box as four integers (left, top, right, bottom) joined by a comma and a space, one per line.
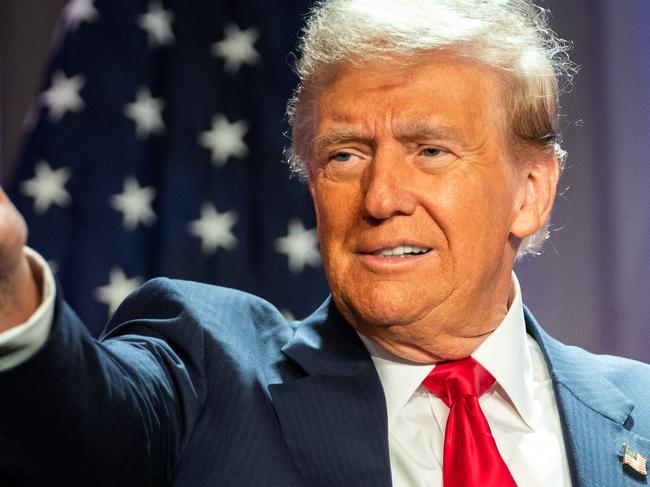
314, 54, 507, 140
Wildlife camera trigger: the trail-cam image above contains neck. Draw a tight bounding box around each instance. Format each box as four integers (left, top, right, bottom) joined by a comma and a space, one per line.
351, 274, 516, 364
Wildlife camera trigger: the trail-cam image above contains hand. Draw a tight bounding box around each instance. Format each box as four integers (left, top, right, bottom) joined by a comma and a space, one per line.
0, 188, 41, 332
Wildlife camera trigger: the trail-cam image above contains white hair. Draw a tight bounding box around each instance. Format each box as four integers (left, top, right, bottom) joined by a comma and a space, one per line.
286, 0, 575, 257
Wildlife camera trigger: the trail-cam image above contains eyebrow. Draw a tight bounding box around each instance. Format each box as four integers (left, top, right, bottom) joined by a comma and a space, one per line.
312, 120, 467, 155
312, 128, 371, 155
392, 120, 466, 144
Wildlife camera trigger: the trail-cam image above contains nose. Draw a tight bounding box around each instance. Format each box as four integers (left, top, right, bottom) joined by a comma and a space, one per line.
362, 146, 416, 221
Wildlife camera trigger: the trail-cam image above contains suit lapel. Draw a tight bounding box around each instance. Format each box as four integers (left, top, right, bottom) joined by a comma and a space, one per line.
269, 299, 392, 487
525, 308, 650, 486
270, 301, 650, 487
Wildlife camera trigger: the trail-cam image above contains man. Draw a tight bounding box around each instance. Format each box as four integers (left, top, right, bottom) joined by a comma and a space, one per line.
1, 0, 649, 485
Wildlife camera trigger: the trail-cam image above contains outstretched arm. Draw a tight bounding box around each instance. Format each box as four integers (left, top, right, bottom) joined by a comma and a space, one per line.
0, 189, 207, 485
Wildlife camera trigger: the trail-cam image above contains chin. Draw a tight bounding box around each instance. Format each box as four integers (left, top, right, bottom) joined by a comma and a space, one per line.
338, 283, 434, 329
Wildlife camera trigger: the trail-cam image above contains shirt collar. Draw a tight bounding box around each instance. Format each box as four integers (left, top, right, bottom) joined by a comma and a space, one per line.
359, 333, 434, 428
359, 272, 535, 430
471, 273, 535, 429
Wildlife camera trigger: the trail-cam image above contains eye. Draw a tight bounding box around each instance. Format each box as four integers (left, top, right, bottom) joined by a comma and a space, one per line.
421, 147, 442, 157
414, 145, 456, 172
320, 149, 366, 181
331, 151, 354, 162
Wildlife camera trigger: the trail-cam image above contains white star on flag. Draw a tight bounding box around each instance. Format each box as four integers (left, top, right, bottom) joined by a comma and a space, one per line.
188, 203, 238, 255
110, 176, 157, 230
63, 0, 99, 31
138, 3, 175, 47
124, 87, 165, 138
20, 160, 71, 214
94, 268, 143, 315
274, 219, 321, 273
198, 114, 249, 166
211, 23, 260, 74
41, 71, 85, 122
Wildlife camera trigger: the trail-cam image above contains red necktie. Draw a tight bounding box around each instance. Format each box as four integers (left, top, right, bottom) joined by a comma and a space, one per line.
421, 357, 517, 487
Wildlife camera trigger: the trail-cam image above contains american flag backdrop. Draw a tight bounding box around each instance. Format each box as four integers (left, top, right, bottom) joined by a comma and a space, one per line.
7, 0, 329, 336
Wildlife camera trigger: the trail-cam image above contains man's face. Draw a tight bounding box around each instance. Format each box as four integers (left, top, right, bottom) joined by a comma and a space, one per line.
308, 55, 551, 362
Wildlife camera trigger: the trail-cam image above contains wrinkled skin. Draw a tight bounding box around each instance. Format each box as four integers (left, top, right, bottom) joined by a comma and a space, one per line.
308, 55, 559, 362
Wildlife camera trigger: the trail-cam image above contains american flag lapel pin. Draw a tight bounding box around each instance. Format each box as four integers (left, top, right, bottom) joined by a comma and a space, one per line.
622, 444, 648, 477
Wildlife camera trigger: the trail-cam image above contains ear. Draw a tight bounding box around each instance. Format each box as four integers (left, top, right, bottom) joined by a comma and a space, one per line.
510, 152, 560, 238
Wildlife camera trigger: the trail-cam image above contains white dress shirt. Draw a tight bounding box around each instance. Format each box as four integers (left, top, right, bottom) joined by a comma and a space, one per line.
0, 253, 573, 486
359, 274, 573, 486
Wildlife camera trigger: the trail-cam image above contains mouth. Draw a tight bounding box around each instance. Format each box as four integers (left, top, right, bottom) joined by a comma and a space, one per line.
371, 244, 431, 258
355, 242, 433, 271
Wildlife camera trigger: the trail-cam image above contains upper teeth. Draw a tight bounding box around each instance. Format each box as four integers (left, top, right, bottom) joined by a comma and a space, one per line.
375, 245, 430, 256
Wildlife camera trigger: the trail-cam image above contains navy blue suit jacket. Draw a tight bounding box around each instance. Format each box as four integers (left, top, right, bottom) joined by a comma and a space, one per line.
1, 278, 650, 486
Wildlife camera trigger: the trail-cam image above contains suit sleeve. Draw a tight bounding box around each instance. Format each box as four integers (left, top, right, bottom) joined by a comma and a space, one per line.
0, 278, 208, 486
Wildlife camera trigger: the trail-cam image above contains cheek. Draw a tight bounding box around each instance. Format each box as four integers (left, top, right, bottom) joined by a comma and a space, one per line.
426, 169, 516, 253
312, 184, 357, 255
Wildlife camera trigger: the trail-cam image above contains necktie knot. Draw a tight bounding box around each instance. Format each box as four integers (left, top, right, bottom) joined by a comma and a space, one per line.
421, 356, 495, 407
